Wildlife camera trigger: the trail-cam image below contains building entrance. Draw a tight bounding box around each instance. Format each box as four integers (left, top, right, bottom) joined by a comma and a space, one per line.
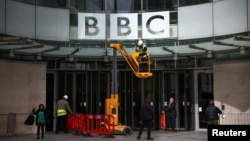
48, 70, 195, 131
194, 70, 213, 130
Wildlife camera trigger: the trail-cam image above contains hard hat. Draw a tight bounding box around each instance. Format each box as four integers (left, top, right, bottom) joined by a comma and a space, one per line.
63, 95, 68, 99
138, 39, 143, 46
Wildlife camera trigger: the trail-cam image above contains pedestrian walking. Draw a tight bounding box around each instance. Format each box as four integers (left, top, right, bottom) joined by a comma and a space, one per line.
137, 97, 154, 140
205, 100, 223, 125
55, 95, 73, 134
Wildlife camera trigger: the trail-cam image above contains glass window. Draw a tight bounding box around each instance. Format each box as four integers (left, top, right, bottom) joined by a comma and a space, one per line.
179, 0, 211, 7
70, 13, 78, 26
170, 12, 177, 24
146, 0, 177, 11
13, 0, 35, 5
36, 0, 67, 8
107, 0, 134, 13
86, 0, 104, 12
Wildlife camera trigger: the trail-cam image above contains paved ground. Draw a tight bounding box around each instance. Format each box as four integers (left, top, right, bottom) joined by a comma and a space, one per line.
0, 130, 207, 141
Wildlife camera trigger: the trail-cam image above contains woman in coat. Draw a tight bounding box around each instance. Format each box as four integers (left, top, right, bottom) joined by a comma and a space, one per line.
33, 104, 50, 139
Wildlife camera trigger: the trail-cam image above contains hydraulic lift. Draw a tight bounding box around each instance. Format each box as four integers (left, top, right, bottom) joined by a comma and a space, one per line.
105, 43, 152, 135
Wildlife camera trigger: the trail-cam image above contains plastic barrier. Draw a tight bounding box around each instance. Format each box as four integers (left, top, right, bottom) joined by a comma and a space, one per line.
82, 114, 115, 137
160, 111, 166, 131
67, 113, 84, 134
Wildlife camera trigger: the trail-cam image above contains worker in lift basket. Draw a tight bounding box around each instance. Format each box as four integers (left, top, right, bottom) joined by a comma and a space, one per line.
137, 39, 148, 61
136, 39, 148, 71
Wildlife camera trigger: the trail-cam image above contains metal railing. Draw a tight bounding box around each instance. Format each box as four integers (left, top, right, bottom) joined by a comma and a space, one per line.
0, 113, 31, 136
220, 112, 250, 125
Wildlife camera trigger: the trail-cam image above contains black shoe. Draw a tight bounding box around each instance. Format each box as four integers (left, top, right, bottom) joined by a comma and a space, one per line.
36, 137, 39, 139
170, 130, 176, 133
55, 131, 59, 134
136, 137, 140, 140
147, 138, 154, 140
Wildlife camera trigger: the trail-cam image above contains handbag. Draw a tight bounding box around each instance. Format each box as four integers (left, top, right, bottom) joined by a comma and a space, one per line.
24, 113, 35, 125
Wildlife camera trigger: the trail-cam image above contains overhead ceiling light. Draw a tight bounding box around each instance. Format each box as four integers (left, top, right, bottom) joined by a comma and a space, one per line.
69, 55, 74, 61
37, 53, 42, 60
240, 47, 245, 54
104, 55, 109, 62
173, 53, 178, 60
207, 50, 212, 58
9, 50, 14, 57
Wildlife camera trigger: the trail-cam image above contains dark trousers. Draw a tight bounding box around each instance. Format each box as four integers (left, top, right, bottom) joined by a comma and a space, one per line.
168, 116, 176, 131
56, 115, 67, 133
139, 56, 148, 71
137, 120, 153, 139
207, 120, 219, 125
37, 123, 45, 138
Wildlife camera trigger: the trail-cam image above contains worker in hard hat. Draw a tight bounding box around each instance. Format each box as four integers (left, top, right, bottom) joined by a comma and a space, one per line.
137, 39, 148, 61
136, 39, 148, 71
55, 95, 73, 134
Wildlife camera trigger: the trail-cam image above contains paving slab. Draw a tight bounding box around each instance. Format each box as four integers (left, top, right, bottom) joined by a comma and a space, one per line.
0, 131, 207, 141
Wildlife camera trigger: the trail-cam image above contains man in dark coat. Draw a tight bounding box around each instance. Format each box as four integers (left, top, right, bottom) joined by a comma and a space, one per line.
205, 100, 222, 125
137, 97, 154, 140
165, 97, 176, 132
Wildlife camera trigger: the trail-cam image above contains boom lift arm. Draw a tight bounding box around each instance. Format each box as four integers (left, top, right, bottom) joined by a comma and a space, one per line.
110, 43, 152, 79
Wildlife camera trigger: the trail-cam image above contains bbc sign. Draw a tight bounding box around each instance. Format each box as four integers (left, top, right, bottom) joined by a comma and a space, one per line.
78, 12, 169, 40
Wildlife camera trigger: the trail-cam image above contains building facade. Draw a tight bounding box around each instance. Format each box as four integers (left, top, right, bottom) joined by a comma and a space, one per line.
0, 0, 250, 135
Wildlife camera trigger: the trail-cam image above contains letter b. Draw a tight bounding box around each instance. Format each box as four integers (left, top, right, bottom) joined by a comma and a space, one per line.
85, 17, 99, 36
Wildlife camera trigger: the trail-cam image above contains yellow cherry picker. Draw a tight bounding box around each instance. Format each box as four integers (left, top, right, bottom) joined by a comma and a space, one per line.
105, 42, 152, 135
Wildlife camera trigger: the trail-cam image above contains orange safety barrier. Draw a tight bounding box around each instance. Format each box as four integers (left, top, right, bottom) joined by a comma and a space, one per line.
67, 113, 84, 133
160, 111, 166, 131
82, 114, 115, 137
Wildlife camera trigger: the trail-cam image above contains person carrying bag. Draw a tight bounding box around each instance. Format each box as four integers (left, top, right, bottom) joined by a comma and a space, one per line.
24, 110, 35, 125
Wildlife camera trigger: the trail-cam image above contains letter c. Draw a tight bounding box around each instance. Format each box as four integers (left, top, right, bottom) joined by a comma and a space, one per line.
146, 15, 164, 35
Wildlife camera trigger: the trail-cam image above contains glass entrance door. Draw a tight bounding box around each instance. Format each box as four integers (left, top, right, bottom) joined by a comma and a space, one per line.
162, 71, 190, 130
119, 71, 143, 129
194, 70, 213, 130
